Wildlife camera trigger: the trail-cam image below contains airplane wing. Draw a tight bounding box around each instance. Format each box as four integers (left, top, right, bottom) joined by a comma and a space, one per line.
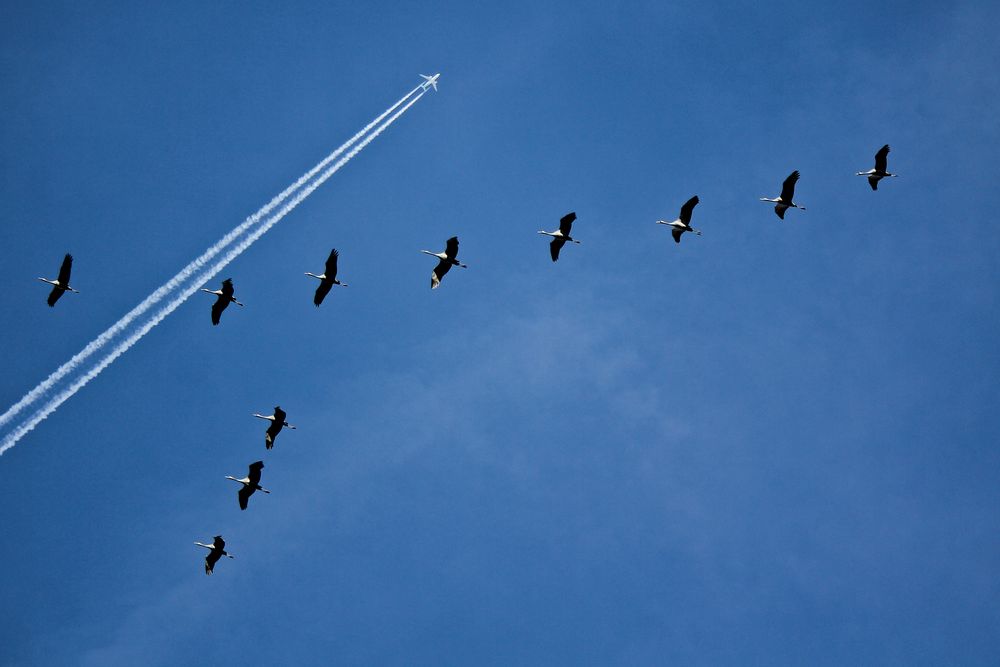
420, 74, 439, 91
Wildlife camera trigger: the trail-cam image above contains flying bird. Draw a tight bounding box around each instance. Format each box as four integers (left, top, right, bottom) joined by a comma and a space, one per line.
305, 248, 348, 306
657, 196, 701, 243
38, 254, 80, 307
200, 278, 244, 325
226, 460, 270, 510
421, 236, 467, 289
760, 171, 806, 219
537, 212, 581, 261
253, 406, 295, 450
194, 535, 234, 575
856, 144, 897, 190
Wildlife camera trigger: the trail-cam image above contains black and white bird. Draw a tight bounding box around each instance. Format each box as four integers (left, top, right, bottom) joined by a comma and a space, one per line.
253, 406, 295, 450
421, 236, 467, 289
760, 171, 806, 219
305, 248, 348, 306
226, 461, 270, 510
38, 254, 79, 307
538, 212, 581, 261
200, 278, 244, 325
194, 535, 234, 575
856, 144, 897, 191
657, 196, 701, 244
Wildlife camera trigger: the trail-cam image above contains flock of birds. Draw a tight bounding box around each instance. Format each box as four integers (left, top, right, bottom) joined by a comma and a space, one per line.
34, 144, 897, 574
193, 406, 294, 573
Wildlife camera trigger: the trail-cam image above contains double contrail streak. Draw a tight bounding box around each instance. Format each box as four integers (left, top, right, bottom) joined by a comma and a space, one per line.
0, 86, 427, 455
0, 83, 423, 435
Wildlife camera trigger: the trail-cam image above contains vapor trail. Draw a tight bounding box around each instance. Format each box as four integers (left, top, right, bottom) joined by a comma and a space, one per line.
0, 84, 422, 433
0, 90, 425, 455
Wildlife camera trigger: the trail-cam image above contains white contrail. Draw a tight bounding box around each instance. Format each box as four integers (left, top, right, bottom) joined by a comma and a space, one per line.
0, 90, 426, 455
0, 84, 422, 433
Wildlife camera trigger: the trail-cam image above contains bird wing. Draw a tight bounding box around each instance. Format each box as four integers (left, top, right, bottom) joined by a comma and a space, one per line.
559, 212, 576, 236
445, 236, 459, 260
678, 196, 699, 224
205, 550, 220, 574
221, 279, 235, 300
213, 535, 225, 549
550, 237, 565, 261
672, 228, 682, 244
47, 286, 64, 307
774, 204, 787, 219
314, 280, 333, 306
325, 249, 340, 279
248, 461, 264, 485
211, 298, 227, 325
432, 260, 452, 288
238, 485, 252, 510
874, 144, 890, 172
57, 254, 73, 286
868, 176, 879, 191
274, 407, 286, 422
780, 171, 799, 202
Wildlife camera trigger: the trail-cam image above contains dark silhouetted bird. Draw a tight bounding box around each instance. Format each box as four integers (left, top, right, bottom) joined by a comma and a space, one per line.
305, 248, 348, 306
856, 144, 897, 191
760, 171, 806, 219
253, 406, 295, 450
226, 461, 270, 510
194, 535, 234, 575
538, 212, 581, 261
200, 278, 243, 325
657, 196, 702, 243
38, 254, 79, 307
421, 236, 467, 288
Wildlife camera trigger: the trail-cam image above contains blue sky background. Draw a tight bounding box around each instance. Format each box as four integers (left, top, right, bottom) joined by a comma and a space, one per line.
2, 1, 999, 664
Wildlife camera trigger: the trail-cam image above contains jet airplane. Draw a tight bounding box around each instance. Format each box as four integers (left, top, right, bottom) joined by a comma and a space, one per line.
419, 73, 440, 92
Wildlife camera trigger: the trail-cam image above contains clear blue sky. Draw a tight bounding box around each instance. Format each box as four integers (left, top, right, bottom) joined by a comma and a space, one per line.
2, 1, 999, 664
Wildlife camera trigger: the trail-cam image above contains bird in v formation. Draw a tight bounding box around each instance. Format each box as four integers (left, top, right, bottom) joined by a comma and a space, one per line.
226, 460, 270, 511
200, 278, 244, 325
421, 236, 467, 289
253, 406, 295, 450
194, 535, 233, 575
